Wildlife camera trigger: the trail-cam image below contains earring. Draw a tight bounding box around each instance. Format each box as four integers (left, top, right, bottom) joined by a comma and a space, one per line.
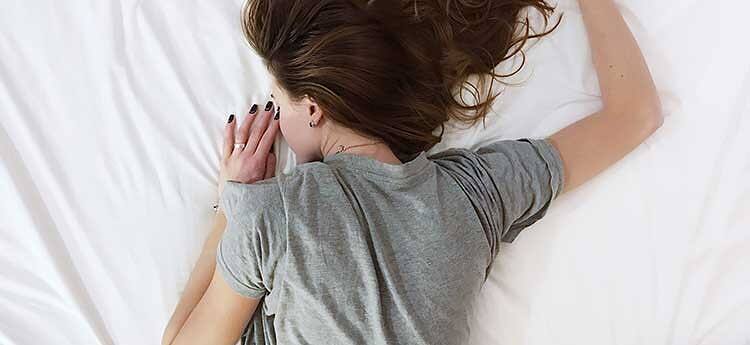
309, 120, 316, 127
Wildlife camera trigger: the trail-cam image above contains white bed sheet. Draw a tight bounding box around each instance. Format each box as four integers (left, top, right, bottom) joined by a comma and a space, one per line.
1, 0, 748, 344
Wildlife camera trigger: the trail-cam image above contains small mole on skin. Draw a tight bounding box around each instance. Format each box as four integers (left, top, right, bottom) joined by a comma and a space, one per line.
609, 64, 614, 69
620, 74, 624, 78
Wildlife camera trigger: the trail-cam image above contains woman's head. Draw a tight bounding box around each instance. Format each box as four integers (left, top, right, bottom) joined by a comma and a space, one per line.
243, 0, 561, 163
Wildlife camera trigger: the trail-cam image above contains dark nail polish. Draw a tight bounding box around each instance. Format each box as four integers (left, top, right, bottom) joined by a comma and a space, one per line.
227, 114, 235, 123
249, 104, 258, 114
265, 101, 273, 111
274, 107, 280, 120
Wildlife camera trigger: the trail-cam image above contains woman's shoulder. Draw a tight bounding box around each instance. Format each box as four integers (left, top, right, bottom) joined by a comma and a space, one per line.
219, 179, 284, 230
277, 160, 341, 195
218, 162, 334, 223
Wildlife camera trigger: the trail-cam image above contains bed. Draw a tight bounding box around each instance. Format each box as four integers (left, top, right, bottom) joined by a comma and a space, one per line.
1, 0, 748, 344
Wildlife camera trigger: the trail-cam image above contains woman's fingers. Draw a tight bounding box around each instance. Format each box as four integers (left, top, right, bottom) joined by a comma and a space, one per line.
222, 114, 236, 161
255, 107, 280, 156
244, 101, 275, 156
264, 152, 276, 179
235, 103, 260, 152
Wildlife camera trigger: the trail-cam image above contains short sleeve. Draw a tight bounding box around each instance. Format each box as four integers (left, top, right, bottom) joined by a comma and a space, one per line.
431, 137, 565, 259
215, 180, 287, 299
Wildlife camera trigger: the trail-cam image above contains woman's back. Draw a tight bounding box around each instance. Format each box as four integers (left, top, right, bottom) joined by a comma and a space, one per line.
216, 137, 565, 345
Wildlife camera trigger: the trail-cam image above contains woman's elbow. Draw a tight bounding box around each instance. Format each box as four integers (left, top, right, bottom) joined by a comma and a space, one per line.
640, 99, 664, 135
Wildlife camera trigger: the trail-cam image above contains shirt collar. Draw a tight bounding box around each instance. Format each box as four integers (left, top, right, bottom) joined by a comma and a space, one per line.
322, 151, 430, 178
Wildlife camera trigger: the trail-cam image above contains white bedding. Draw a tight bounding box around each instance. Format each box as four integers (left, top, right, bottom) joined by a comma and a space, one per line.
1, 0, 748, 344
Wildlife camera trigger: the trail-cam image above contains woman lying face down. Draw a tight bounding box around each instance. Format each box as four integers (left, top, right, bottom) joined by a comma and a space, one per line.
163, 0, 663, 344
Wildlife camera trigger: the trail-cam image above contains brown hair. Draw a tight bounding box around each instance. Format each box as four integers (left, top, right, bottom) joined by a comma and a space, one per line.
242, 0, 561, 160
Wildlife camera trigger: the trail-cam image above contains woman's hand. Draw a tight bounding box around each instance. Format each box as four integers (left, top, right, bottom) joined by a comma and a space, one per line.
218, 102, 280, 197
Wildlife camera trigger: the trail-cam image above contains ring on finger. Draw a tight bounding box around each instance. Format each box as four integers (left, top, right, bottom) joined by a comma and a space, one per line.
234, 143, 246, 150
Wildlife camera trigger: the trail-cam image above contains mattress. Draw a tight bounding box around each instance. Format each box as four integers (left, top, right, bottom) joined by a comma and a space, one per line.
1, 0, 748, 344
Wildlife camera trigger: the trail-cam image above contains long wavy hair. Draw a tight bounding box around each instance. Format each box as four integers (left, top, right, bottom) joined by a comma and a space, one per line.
242, 0, 561, 161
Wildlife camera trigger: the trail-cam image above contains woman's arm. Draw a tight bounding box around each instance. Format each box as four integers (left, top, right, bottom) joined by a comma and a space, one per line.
165, 253, 261, 345
548, 0, 663, 194
162, 103, 281, 345
161, 212, 229, 345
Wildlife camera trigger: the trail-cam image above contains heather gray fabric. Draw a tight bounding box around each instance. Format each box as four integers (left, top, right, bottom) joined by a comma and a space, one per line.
215, 137, 565, 345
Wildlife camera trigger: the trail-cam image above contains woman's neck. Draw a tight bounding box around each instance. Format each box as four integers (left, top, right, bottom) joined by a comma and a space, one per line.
320, 126, 402, 165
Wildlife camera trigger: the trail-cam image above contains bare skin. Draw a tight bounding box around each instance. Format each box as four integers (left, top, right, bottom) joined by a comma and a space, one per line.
162, 0, 663, 343
548, 0, 663, 194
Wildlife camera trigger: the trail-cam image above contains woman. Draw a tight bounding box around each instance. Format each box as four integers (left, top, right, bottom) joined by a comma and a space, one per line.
163, 0, 662, 344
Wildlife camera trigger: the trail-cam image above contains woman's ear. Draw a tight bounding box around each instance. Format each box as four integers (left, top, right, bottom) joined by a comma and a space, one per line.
305, 95, 323, 123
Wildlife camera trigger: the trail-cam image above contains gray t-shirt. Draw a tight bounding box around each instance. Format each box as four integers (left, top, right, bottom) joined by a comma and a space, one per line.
216, 137, 565, 345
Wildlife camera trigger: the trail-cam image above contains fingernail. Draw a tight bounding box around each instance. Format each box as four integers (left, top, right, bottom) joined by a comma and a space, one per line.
249, 104, 258, 114
265, 101, 273, 111
227, 114, 235, 123
274, 107, 280, 120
